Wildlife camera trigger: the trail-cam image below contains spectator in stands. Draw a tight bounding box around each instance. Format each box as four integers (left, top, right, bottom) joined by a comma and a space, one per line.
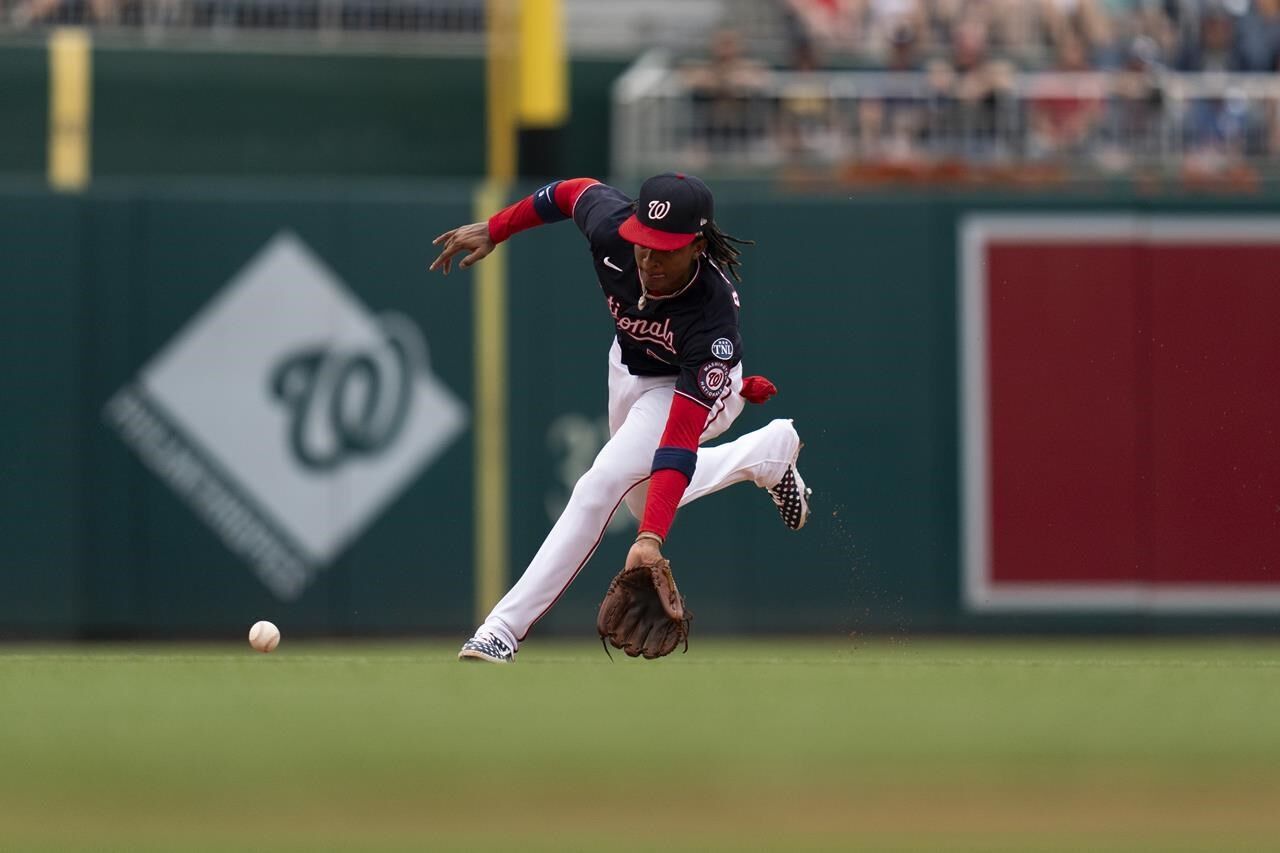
944, 18, 1018, 158
782, 0, 865, 56
883, 23, 927, 151
8, 0, 119, 26
918, 0, 960, 51
1175, 4, 1241, 71
928, 0, 1036, 57
1040, 0, 1112, 62
851, 22, 928, 165
1235, 0, 1280, 71
776, 37, 844, 162
863, 0, 929, 56
682, 28, 773, 161
885, 19, 922, 70
1271, 51, 1280, 158
1093, 33, 1166, 171
1156, 0, 1206, 57
1029, 30, 1104, 158
783, 0, 931, 59
1134, 0, 1182, 66
1181, 85, 1259, 179
1170, 2, 1273, 171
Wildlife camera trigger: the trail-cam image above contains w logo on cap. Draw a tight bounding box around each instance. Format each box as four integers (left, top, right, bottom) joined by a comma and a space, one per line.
648, 200, 672, 220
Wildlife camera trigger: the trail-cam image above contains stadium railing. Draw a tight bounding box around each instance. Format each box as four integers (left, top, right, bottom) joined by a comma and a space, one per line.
0, 0, 1073, 62
0, 0, 484, 45
0, 0, 724, 54
613, 52, 1280, 188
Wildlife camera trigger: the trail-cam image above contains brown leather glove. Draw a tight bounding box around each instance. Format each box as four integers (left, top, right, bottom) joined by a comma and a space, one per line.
596, 559, 691, 659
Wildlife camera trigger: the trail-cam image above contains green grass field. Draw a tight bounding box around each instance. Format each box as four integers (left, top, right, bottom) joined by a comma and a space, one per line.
2, 638, 1278, 851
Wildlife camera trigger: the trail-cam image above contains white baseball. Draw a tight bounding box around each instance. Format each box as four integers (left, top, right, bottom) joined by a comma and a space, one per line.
248, 620, 281, 653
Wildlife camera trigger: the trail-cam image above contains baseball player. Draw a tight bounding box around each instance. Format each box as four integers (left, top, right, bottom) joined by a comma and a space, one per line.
430, 172, 811, 663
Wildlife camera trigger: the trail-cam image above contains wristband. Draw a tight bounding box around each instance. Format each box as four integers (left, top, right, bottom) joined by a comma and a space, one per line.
635, 531, 664, 546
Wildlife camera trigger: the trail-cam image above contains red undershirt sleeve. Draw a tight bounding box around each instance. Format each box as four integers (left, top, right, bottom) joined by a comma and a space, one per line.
486, 178, 600, 244
554, 178, 598, 213
639, 393, 707, 539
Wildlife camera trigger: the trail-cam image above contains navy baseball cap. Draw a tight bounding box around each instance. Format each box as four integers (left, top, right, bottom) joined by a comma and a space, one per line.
619, 172, 714, 251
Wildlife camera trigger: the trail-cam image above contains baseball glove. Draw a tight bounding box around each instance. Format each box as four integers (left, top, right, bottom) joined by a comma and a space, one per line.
597, 559, 691, 659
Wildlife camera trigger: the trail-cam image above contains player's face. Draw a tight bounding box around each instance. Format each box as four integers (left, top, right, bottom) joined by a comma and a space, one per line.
634, 237, 707, 295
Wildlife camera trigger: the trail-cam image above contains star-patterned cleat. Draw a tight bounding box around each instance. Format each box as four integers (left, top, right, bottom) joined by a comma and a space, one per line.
768, 447, 812, 531
457, 631, 514, 663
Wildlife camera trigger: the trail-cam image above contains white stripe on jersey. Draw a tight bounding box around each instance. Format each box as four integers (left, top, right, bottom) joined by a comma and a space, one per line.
570, 181, 605, 219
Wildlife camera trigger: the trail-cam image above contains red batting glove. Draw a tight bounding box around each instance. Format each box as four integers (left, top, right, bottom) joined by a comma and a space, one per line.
740, 375, 777, 404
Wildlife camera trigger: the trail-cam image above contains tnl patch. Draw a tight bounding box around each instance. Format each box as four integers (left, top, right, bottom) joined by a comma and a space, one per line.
710, 337, 735, 360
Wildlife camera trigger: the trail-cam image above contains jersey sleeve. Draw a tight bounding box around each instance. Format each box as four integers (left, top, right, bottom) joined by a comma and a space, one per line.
570, 183, 634, 252
674, 324, 742, 410
487, 178, 601, 244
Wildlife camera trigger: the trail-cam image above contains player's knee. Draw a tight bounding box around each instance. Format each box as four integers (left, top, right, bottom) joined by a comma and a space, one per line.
766, 417, 798, 445
571, 464, 646, 516
623, 492, 646, 522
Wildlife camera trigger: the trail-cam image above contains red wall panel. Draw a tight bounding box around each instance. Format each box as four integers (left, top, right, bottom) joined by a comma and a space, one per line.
1147, 246, 1280, 584
986, 244, 1143, 584
968, 217, 1280, 609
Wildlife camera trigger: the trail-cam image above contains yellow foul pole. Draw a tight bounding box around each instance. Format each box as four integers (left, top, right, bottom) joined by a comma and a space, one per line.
474, 0, 517, 624
47, 28, 92, 192
517, 0, 567, 129
474, 0, 567, 625
486, 0, 517, 182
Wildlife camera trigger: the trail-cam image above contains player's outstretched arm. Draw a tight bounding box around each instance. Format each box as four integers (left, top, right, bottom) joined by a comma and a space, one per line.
429, 222, 495, 276
430, 178, 602, 277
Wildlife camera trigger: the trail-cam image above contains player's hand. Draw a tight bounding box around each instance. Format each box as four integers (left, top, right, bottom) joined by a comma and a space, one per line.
429, 222, 495, 275
625, 535, 663, 571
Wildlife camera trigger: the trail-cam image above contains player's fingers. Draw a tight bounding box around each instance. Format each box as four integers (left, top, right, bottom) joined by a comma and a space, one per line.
431, 228, 456, 246
458, 245, 491, 270
429, 241, 461, 273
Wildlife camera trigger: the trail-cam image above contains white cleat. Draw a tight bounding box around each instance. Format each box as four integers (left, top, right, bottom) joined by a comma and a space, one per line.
457, 631, 514, 663
768, 442, 812, 531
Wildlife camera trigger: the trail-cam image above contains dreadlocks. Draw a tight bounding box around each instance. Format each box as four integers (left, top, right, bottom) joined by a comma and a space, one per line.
702, 222, 754, 283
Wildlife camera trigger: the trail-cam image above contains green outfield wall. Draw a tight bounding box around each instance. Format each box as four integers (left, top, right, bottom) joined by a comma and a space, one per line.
0, 182, 479, 636
0, 46, 48, 176
0, 43, 626, 181
2, 181, 1279, 638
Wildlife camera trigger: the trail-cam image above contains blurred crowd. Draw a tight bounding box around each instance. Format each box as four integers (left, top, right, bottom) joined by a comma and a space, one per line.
8, 0, 1278, 182
777, 0, 1280, 72
2, 0, 484, 30
676, 0, 1280, 182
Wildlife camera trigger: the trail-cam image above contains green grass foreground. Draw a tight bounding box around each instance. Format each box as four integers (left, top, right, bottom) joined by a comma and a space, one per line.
1, 638, 1278, 851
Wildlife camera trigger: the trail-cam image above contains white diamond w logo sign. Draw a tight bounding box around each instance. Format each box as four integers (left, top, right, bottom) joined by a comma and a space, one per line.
105, 232, 468, 600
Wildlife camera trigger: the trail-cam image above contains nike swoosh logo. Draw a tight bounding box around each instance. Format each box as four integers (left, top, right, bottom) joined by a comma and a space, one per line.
603, 256, 624, 273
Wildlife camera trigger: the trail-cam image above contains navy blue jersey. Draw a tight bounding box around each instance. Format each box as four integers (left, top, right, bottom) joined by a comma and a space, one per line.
571, 183, 743, 409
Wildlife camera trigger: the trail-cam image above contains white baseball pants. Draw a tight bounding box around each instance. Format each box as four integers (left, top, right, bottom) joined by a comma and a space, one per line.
479, 340, 801, 651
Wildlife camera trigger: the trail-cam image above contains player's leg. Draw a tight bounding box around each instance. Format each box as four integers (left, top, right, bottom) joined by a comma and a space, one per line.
619, 363, 808, 528
683, 417, 813, 531
622, 415, 810, 532
617, 353, 812, 531
605, 340, 679, 523
461, 357, 669, 661
618, 361, 748, 521
672, 361, 811, 528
